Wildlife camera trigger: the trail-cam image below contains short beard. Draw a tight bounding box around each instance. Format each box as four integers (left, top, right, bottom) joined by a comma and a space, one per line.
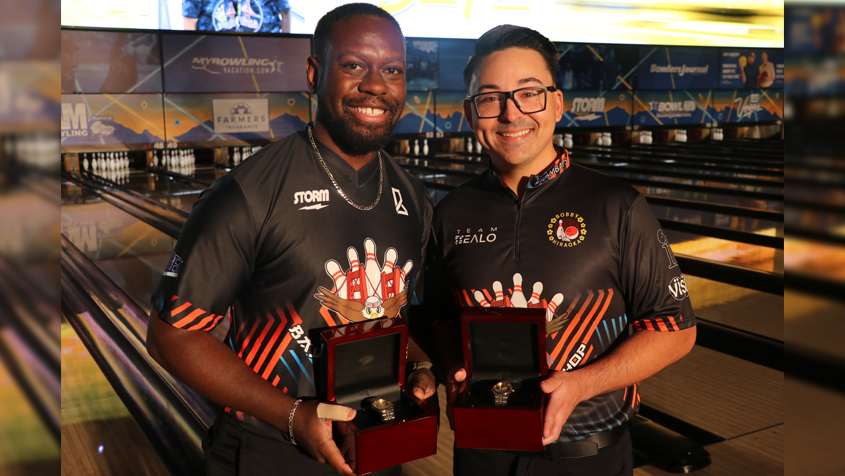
316, 96, 398, 157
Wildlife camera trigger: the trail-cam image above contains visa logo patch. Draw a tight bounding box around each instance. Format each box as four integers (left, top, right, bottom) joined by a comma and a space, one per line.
164, 252, 183, 278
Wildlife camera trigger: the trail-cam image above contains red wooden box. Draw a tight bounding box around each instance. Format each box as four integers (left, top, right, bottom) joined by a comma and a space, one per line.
453, 307, 548, 452
317, 318, 437, 474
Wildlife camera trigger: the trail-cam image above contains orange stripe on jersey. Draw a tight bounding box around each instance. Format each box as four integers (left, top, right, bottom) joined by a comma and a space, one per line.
644, 321, 655, 331
272, 375, 280, 387
236, 411, 244, 422
172, 295, 178, 301
580, 290, 613, 346
656, 318, 669, 332
319, 306, 335, 327
551, 293, 581, 339
549, 291, 594, 363
462, 290, 473, 307
204, 314, 225, 331
286, 302, 303, 326
623, 387, 628, 401
556, 290, 604, 371
254, 316, 285, 373
666, 315, 680, 331
246, 314, 274, 366
172, 308, 206, 328
631, 385, 637, 409
238, 319, 262, 358
263, 333, 292, 380
170, 301, 192, 318
283, 387, 288, 393
187, 313, 217, 331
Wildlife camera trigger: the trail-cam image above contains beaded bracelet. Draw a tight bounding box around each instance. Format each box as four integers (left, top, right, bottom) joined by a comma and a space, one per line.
288, 398, 303, 445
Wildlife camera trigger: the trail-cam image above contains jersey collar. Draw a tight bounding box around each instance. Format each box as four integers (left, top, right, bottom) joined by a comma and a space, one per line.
487, 147, 571, 193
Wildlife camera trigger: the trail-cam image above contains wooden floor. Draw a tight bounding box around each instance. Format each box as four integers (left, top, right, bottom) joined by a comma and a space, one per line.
60, 318, 170, 476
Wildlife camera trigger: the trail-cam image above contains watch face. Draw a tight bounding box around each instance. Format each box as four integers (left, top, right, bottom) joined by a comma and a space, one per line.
373, 398, 392, 411
492, 381, 514, 396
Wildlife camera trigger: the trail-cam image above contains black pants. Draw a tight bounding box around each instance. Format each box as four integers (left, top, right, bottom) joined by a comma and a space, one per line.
453, 429, 632, 476
203, 412, 402, 476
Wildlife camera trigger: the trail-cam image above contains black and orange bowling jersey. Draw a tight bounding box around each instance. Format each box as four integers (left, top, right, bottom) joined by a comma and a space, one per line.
425, 149, 695, 442
151, 130, 432, 424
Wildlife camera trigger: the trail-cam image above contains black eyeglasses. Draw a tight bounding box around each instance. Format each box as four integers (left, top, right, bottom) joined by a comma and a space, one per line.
467, 86, 557, 118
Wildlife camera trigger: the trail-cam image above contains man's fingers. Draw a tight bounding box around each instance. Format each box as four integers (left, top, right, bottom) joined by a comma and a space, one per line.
316, 402, 356, 421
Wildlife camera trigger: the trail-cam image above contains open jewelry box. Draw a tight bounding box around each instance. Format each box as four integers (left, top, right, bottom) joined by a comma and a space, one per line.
453, 307, 548, 451
316, 318, 437, 474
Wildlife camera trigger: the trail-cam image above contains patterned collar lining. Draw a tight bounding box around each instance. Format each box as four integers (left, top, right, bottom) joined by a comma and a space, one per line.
488, 147, 571, 191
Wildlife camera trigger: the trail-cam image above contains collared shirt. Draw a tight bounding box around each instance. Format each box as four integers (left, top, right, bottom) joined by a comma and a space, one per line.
426, 147, 695, 441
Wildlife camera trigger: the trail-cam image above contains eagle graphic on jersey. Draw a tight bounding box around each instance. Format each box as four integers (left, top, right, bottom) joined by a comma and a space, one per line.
315, 238, 414, 323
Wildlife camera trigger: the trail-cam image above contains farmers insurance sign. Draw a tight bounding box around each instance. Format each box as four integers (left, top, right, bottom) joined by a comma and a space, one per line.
213, 98, 269, 133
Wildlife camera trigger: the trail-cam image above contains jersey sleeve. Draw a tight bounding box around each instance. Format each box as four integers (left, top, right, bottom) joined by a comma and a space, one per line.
151, 175, 256, 331
620, 194, 695, 332
182, 0, 200, 18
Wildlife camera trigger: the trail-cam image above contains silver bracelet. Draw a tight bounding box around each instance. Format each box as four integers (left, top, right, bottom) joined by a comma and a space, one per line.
288, 399, 303, 445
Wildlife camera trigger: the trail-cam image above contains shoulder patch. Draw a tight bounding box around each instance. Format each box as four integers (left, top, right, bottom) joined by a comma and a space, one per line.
164, 252, 183, 278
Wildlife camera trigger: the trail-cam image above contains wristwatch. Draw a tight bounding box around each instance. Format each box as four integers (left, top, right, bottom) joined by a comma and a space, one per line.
492, 381, 514, 405
371, 398, 395, 422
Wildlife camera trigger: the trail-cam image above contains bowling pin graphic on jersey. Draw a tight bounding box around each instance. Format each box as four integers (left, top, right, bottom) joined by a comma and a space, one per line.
325, 260, 348, 299
364, 238, 381, 298
511, 273, 528, 307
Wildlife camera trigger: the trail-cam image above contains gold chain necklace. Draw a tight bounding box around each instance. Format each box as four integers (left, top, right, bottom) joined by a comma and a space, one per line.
307, 124, 383, 211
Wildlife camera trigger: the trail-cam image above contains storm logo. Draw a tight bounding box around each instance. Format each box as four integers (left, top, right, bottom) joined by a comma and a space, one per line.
315, 238, 414, 324
548, 212, 586, 248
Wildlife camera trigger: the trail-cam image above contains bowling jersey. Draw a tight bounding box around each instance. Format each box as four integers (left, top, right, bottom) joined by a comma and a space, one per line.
151, 129, 432, 425
426, 148, 695, 442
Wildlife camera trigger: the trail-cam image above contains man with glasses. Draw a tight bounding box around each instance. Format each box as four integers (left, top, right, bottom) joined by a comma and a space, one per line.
424, 25, 696, 475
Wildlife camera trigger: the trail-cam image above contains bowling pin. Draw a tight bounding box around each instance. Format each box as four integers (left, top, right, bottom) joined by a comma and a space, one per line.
398, 261, 413, 292
474, 290, 492, 308
364, 239, 381, 298
382, 248, 397, 276
325, 260, 348, 299
605, 132, 612, 147
466, 136, 472, 153
404, 140, 411, 155
413, 140, 419, 155
423, 139, 429, 156
511, 273, 528, 308
546, 293, 564, 322
529, 281, 543, 305
82, 154, 89, 171
492, 281, 504, 303
475, 139, 482, 154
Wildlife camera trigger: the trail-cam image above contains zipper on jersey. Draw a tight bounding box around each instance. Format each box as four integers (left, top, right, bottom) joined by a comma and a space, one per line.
514, 200, 522, 261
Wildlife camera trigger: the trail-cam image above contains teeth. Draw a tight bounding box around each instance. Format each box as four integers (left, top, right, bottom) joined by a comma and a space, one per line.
352, 107, 385, 116
501, 130, 530, 137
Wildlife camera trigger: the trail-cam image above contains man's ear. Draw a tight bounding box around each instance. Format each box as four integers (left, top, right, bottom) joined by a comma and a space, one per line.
306, 56, 320, 94
553, 89, 564, 123
462, 99, 476, 132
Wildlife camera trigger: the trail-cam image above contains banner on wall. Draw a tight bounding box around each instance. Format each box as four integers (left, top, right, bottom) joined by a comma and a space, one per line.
557, 90, 632, 128
62, 30, 162, 94
631, 90, 717, 126
161, 34, 310, 93
61, 94, 165, 147
407, 39, 439, 91
435, 91, 471, 133
720, 48, 784, 89
394, 91, 435, 135
712, 89, 783, 123
556, 44, 639, 91
637, 46, 719, 90
438, 39, 475, 91
164, 92, 310, 143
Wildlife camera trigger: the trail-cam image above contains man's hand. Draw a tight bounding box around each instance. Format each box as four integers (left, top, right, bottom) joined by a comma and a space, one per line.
407, 369, 437, 401
444, 366, 468, 430
291, 400, 357, 475
539, 371, 587, 446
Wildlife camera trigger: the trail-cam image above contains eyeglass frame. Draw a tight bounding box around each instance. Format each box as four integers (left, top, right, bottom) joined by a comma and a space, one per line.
466, 85, 558, 119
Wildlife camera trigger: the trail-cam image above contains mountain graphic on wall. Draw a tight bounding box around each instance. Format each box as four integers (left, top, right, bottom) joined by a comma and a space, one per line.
173, 113, 306, 142
435, 112, 470, 133
395, 110, 436, 134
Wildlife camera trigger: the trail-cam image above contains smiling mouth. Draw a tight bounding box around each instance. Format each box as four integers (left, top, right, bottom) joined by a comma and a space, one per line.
500, 130, 531, 138
350, 106, 387, 117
